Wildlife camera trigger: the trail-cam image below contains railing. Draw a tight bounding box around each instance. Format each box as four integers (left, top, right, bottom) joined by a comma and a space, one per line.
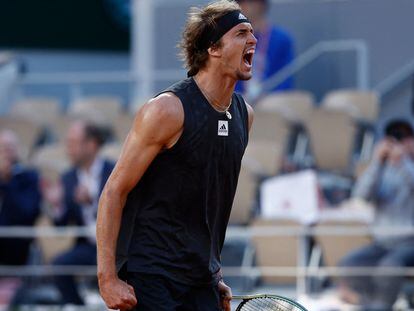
16, 39, 369, 106
374, 58, 414, 99
17, 41, 413, 108
17, 69, 185, 104
1, 224, 414, 298
259, 40, 369, 98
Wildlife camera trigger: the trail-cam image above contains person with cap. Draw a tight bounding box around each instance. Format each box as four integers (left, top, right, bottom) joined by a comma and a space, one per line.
235, 0, 294, 102
338, 118, 414, 310
96, 1, 255, 310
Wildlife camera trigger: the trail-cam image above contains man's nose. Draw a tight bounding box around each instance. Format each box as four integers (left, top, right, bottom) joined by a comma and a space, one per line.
248, 32, 257, 45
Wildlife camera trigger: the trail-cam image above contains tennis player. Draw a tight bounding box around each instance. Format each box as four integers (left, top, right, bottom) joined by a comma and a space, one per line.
97, 1, 255, 310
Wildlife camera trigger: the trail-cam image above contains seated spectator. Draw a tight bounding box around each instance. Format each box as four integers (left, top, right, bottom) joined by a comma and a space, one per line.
339, 119, 414, 310
43, 120, 114, 305
235, 0, 294, 103
0, 129, 40, 265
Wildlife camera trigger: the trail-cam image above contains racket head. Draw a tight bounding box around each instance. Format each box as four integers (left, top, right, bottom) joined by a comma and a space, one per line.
233, 294, 308, 311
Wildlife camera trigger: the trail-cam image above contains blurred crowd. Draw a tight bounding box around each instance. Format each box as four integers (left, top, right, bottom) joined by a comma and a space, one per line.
0, 119, 114, 306
3, 107, 414, 310
0, 0, 414, 311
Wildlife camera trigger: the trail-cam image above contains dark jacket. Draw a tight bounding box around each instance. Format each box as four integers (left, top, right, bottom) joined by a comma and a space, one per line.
0, 165, 41, 264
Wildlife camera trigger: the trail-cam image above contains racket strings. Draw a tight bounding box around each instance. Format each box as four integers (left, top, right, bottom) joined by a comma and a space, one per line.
238, 297, 300, 311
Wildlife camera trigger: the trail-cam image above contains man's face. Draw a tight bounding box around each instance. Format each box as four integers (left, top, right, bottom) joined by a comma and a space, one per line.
0, 131, 19, 163
65, 122, 93, 166
215, 22, 257, 81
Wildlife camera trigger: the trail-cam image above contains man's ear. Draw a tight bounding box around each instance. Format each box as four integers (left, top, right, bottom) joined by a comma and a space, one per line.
208, 43, 222, 58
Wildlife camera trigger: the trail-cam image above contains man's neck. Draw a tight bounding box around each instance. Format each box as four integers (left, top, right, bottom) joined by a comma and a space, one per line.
194, 69, 236, 110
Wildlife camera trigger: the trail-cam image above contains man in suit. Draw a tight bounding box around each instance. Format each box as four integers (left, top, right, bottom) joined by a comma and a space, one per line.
0, 129, 40, 265
44, 120, 114, 305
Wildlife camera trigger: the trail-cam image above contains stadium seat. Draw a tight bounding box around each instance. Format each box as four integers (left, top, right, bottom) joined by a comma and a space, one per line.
48, 115, 75, 143
68, 95, 123, 124
9, 97, 61, 126
0, 116, 43, 161
100, 142, 122, 162
243, 141, 284, 176
30, 143, 69, 181
321, 90, 378, 175
113, 113, 134, 142
34, 215, 74, 264
256, 90, 314, 122
249, 110, 291, 144
251, 218, 302, 284
229, 165, 257, 225
322, 90, 379, 122
314, 220, 371, 267
305, 109, 357, 174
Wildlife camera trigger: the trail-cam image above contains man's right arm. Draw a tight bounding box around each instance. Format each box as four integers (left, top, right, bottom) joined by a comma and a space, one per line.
96, 93, 183, 311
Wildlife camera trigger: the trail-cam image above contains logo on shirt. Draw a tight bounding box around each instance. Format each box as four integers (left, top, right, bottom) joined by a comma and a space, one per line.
239, 13, 247, 20
218, 120, 229, 136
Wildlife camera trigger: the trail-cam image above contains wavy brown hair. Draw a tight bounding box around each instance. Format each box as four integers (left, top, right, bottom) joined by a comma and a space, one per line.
179, 0, 240, 76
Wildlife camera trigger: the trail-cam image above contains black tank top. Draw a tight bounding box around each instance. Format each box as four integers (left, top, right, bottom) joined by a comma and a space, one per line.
116, 77, 249, 285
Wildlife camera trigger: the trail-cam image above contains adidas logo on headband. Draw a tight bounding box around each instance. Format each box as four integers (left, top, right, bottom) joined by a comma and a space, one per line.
238, 13, 247, 20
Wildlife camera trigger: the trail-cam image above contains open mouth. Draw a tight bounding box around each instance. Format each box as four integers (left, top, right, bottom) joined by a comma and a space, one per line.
243, 49, 254, 66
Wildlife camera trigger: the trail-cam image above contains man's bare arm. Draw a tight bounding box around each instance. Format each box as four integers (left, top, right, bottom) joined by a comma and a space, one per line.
96, 93, 183, 310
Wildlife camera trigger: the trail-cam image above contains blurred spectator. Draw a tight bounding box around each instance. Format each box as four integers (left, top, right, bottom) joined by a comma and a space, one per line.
339, 119, 414, 310
235, 0, 294, 102
43, 120, 114, 305
0, 129, 40, 265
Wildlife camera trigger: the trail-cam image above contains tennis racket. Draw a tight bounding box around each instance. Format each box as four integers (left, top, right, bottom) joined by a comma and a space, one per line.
233, 294, 308, 311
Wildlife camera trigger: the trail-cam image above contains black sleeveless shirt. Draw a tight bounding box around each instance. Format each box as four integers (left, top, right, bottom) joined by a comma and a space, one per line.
116, 77, 249, 285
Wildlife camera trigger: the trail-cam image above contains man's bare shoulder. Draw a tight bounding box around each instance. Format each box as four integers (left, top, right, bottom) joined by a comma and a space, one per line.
132, 92, 184, 146
138, 92, 183, 124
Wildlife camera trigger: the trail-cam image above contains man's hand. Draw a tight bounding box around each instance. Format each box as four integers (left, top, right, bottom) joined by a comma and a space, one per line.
218, 279, 232, 311
389, 142, 405, 165
98, 275, 137, 311
373, 139, 393, 163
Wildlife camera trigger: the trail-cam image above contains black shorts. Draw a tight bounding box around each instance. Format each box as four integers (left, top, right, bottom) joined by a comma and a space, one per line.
125, 272, 221, 311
